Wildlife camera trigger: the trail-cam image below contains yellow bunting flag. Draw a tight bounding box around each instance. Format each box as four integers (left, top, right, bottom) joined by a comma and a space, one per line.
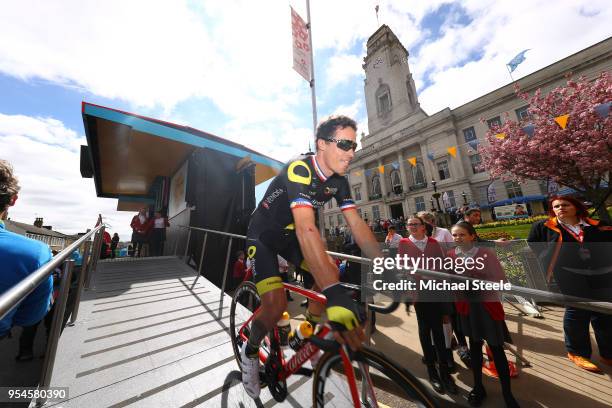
554, 114, 569, 129
378, 165, 385, 174
354, 171, 362, 177
447, 146, 457, 158
495, 133, 506, 139
408, 157, 417, 167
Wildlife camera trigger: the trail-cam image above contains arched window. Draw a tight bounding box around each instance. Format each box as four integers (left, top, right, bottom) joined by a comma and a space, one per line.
390, 170, 402, 194
412, 162, 425, 185
371, 175, 381, 196
375, 81, 392, 117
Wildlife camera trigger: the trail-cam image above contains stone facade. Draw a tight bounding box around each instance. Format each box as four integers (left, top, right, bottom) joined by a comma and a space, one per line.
323, 25, 612, 229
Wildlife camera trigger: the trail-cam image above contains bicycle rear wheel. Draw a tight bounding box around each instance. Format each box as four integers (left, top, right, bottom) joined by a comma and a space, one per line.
229, 280, 263, 369
312, 346, 439, 408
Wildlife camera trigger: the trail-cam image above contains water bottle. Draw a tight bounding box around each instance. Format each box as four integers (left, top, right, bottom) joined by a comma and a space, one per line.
288, 321, 313, 351
277, 311, 291, 347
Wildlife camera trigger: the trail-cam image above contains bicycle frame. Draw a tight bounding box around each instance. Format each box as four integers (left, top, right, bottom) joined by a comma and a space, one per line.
236, 282, 369, 408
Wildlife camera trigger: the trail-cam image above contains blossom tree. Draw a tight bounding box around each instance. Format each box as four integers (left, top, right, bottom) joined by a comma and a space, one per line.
481, 72, 611, 222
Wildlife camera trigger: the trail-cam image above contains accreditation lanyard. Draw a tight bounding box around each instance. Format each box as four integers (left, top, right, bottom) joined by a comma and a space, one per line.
559, 223, 584, 243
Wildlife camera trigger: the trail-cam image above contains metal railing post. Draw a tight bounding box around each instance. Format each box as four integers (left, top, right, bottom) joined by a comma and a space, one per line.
191, 232, 208, 289
37, 259, 74, 407
183, 228, 192, 263
85, 227, 104, 289
220, 237, 233, 297
173, 232, 180, 256
68, 239, 92, 325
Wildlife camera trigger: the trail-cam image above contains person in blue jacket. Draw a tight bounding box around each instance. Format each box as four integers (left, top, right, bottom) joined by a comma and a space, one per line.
0, 160, 53, 359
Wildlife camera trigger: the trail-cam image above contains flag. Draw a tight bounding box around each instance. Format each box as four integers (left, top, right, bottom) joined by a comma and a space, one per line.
291, 7, 311, 82
522, 124, 535, 138
467, 140, 479, 151
547, 180, 559, 194
447, 146, 457, 158
391, 162, 399, 170
554, 114, 569, 129
442, 192, 450, 208
495, 133, 506, 139
408, 157, 417, 167
595, 102, 611, 119
378, 165, 385, 174
507, 49, 529, 73
487, 183, 496, 203
355, 171, 362, 177
365, 169, 372, 177
426, 152, 435, 161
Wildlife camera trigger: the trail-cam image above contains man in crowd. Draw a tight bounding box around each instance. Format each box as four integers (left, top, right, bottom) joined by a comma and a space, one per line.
0, 160, 53, 360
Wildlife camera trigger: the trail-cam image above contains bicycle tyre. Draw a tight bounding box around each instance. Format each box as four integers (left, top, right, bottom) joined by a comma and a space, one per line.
312, 345, 439, 408
367, 301, 400, 315
229, 280, 261, 369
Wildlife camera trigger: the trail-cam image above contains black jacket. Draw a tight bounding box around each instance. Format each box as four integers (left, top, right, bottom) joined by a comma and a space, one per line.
527, 217, 612, 301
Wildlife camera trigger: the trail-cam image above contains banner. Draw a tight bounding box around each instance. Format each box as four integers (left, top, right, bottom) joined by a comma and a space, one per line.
169, 161, 188, 218
494, 204, 529, 220
291, 7, 311, 82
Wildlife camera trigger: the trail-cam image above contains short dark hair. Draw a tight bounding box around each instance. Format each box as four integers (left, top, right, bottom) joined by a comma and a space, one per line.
315, 115, 357, 149
0, 160, 20, 212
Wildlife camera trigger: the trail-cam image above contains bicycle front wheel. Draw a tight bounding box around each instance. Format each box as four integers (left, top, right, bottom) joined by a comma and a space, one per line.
312, 346, 439, 408
229, 280, 262, 369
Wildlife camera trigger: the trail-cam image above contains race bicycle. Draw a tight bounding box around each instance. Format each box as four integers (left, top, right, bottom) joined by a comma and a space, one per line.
229, 279, 439, 407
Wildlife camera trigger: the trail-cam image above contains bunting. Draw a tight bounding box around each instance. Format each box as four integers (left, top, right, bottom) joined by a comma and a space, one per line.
391, 162, 399, 170
408, 157, 417, 167
427, 152, 435, 161
595, 102, 610, 119
447, 146, 457, 158
554, 114, 569, 129
522, 124, 535, 138
495, 133, 506, 139
378, 165, 385, 174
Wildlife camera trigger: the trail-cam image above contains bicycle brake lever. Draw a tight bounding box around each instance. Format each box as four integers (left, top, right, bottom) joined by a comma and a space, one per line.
309, 336, 340, 353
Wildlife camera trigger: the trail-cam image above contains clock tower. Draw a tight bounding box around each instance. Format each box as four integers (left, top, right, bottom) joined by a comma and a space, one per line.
363, 25, 420, 137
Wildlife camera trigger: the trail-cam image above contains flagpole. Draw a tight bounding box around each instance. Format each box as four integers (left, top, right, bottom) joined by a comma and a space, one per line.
506, 64, 515, 83
306, 0, 317, 153
305, 0, 326, 239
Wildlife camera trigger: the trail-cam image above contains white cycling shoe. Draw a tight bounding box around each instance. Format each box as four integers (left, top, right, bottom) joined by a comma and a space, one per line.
240, 342, 261, 399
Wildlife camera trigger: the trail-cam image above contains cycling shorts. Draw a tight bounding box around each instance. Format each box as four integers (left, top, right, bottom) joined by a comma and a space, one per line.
246, 234, 314, 296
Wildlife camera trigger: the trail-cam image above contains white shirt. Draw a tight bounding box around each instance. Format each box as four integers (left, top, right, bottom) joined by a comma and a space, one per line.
385, 233, 403, 248
557, 218, 589, 236
432, 227, 453, 243
454, 245, 479, 259
153, 218, 166, 228
408, 235, 429, 252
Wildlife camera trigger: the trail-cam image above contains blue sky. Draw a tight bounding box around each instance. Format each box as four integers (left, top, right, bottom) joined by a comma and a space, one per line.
1, 0, 610, 239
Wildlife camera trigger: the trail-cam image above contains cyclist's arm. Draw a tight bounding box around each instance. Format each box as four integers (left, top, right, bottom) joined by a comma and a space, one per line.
343, 209, 383, 260
291, 206, 339, 289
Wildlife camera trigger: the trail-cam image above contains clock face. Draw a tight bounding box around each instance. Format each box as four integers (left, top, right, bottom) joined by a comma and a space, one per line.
373, 57, 383, 68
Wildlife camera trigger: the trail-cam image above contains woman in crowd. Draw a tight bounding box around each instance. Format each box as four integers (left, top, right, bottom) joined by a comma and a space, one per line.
130, 207, 150, 257
398, 216, 457, 395
110, 233, 119, 259
449, 221, 518, 407
150, 210, 170, 257
527, 195, 612, 372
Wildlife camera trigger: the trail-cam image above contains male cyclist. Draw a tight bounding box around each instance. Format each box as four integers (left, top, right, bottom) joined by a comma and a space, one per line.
241, 116, 382, 398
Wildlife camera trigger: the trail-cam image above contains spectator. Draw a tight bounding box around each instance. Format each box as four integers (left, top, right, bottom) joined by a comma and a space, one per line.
448, 222, 518, 408
130, 207, 150, 257
100, 230, 111, 259
232, 250, 247, 289
398, 216, 457, 395
527, 195, 612, 372
150, 210, 170, 257
385, 225, 402, 248
110, 233, 119, 259
0, 160, 53, 360
418, 211, 453, 249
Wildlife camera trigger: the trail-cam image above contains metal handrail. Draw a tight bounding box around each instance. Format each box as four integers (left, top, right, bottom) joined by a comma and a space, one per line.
177, 224, 612, 315
0, 223, 104, 321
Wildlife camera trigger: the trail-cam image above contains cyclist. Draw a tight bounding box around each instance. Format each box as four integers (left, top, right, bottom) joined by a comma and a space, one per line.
240, 116, 382, 398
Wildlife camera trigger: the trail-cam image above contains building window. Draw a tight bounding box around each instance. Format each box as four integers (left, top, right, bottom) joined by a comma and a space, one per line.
412, 162, 425, 185
437, 160, 450, 180
372, 205, 381, 220
415, 196, 426, 212
376, 83, 392, 117
353, 185, 361, 201
463, 127, 477, 142
487, 116, 502, 129
444, 191, 456, 209
470, 154, 484, 174
371, 175, 381, 196
390, 170, 402, 194
504, 180, 523, 199
477, 186, 489, 205
337, 214, 343, 226
515, 106, 530, 122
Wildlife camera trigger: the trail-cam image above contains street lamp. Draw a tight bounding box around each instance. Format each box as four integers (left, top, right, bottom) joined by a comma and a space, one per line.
462, 191, 468, 206
431, 179, 442, 213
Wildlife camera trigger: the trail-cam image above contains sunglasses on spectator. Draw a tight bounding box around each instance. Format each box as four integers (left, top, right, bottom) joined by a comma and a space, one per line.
325, 138, 358, 152
407, 223, 423, 227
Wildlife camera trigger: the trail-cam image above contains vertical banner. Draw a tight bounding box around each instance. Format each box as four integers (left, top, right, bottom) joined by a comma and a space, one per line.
291, 7, 311, 82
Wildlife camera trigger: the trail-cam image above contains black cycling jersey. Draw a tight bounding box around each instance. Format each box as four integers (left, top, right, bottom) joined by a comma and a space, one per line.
246, 153, 356, 294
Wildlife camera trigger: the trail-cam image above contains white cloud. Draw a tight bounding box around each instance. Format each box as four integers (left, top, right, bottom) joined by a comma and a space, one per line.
0, 114, 134, 240
326, 53, 364, 87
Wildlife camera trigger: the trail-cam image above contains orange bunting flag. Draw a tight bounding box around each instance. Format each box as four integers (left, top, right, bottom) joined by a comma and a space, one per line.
408, 157, 417, 167
355, 171, 362, 177
447, 146, 457, 158
495, 133, 506, 139
378, 165, 385, 174
554, 114, 569, 129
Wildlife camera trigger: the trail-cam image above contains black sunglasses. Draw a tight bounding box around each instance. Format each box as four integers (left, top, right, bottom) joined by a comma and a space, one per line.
325, 138, 358, 152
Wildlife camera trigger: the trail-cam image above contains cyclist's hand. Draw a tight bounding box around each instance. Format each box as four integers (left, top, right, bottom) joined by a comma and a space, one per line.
322, 283, 365, 351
